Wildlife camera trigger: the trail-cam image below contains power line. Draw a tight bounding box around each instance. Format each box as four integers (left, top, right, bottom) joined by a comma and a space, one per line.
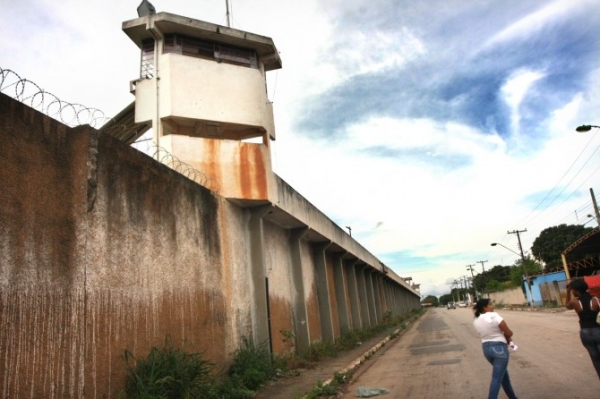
517, 133, 600, 227
518, 144, 600, 229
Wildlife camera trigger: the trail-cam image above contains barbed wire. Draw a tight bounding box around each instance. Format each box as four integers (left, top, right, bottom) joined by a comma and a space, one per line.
138, 140, 220, 192
1, 66, 219, 193
0, 67, 111, 128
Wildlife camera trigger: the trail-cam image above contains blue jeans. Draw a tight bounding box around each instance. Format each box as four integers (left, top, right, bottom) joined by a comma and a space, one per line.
482, 342, 518, 399
580, 327, 600, 378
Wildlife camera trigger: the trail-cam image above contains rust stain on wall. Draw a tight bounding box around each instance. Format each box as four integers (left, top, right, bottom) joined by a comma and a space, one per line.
267, 296, 294, 355
239, 143, 267, 199
204, 138, 222, 195
0, 287, 86, 398
84, 288, 227, 396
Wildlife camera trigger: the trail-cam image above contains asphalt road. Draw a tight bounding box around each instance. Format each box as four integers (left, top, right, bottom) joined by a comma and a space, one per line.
340, 307, 599, 398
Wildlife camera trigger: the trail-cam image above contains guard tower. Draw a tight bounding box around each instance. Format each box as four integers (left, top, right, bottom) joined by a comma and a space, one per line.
122, 11, 282, 204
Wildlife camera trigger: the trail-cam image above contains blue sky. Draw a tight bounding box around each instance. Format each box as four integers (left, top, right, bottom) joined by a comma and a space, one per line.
2, 0, 600, 297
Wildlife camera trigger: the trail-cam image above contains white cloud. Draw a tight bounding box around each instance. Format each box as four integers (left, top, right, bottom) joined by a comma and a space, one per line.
330, 27, 426, 78
483, 0, 583, 48
501, 68, 545, 135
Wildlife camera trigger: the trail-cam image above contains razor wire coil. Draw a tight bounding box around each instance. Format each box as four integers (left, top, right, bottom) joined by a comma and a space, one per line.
1, 66, 219, 193
1, 68, 111, 128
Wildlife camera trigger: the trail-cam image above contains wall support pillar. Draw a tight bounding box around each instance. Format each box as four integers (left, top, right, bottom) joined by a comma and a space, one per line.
332, 252, 350, 334
248, 205, 273, 350
356, 264, 371, 327
388, 281, 397, 316
344, 259, 361, 330
289, 227, 310, 353
366, 270, 378, 325
382, 278, 391, 318
314, 241, 334, 343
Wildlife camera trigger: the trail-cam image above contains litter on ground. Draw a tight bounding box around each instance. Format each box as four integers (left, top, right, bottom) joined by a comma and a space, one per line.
354, 386, 390, 397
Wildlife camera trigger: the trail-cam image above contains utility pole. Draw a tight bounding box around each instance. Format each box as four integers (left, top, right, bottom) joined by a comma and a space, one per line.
508, 229, 534, 308
452, 280, 459, 303
590, 188, 600, 226
225, 0, 231, 27
467, 264, 478, 300
476, 260, 487, 272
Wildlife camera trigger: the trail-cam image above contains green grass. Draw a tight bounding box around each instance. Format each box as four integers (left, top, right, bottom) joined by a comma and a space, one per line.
122, 337, 217, 399
120, 309, 424, 398
121, 336, 275, 399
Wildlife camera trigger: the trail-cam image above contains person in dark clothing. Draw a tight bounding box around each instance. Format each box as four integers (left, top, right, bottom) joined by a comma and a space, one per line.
565, 278, 600, 379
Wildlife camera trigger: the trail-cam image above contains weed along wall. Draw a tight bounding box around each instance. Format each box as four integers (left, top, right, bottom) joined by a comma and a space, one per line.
0, 93, 421, 398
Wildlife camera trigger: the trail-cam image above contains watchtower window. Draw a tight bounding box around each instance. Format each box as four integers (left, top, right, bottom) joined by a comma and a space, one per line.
141, 39, 155, 78
164, 34, 258, 69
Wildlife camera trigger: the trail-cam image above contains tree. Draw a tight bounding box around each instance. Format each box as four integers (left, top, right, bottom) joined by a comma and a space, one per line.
531, 224, 593, 269
473, 265, 512, 292
510, 257, 542, 292
487, 279, 501, 291
421, 295, 439, 307
439, 293, 453, 305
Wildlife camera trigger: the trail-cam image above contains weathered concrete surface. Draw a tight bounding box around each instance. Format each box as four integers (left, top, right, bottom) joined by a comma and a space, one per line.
340, 308, 600, 398
0, 92, 421, 398
488, 286, 527, 306
0, 93, 240, 397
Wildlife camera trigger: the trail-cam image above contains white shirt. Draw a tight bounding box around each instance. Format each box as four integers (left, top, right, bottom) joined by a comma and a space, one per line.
473, 311, 507, 343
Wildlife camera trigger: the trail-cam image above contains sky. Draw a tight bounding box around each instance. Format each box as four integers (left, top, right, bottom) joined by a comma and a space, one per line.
2, 0, 600, 298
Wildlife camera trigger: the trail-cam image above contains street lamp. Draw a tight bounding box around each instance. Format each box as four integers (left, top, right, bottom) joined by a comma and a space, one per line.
491, 242, 535, 308
583, 214, 596, 226
490, 242, 520, 256
575, 125, 600, 132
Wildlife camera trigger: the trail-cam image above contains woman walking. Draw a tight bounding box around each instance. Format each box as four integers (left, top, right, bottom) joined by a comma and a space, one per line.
565, 278, 600, 378
473, 298, 519, 399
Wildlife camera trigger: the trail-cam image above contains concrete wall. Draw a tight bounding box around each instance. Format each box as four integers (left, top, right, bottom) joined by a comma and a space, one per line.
0, 93, 252, 397
0, 93, 420, 398
487, 287, 527, 306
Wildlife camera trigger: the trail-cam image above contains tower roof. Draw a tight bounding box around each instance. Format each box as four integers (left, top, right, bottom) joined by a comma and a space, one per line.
122, 12, 282, 71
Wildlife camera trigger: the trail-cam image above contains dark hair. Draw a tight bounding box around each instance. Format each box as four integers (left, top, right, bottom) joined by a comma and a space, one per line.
569, 279, 591, 300
473, 298, 490, 318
